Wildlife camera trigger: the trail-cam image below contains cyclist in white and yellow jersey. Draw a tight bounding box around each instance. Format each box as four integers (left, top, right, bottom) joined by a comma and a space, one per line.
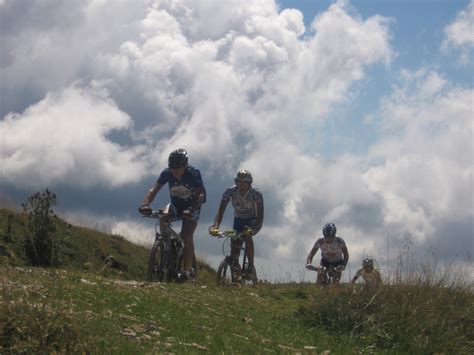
352, 258, 382, 289
210, 170, 264, 276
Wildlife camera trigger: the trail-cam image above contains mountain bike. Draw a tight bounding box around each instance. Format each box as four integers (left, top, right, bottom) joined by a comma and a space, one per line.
143, 210, 197, 282
306, 264, 344, 286
210, 229, 257, 286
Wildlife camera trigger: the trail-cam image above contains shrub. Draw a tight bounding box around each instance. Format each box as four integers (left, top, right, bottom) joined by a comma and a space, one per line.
21, 189, 59, 267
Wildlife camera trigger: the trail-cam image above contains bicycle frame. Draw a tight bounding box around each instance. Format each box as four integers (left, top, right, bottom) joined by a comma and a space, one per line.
212, 230, 257, 286
306, 264, 342, 286
144, 211, 184, 282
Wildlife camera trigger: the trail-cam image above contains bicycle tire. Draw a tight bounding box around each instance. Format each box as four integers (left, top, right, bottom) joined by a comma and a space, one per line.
216, 259, 233, 286
147, 240, 166, 282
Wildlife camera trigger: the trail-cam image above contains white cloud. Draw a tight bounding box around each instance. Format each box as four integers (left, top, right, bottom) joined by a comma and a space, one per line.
0, 85, 148, 188
1, 0, 393, 264
364, 69, 473, 243
442, 0, 474, 63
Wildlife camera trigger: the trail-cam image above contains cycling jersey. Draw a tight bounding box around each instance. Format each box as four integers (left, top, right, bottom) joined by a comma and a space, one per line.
221, 185, 263, 219
313, 237, 347, 262
354, 268, 382, 287
157, 166, 206, 210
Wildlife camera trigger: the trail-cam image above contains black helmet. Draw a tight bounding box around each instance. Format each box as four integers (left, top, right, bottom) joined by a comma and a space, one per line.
168, 148, 188, 168
234, 169, 253, 184
363, 258, 374, 269
322, 223, 337, 238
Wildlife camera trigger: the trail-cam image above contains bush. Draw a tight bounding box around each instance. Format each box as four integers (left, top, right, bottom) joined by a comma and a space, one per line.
21, 190, 59, 267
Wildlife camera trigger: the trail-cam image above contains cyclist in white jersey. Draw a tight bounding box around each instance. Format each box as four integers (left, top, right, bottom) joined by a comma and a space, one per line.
306, 223, 349, 285
352, 258, 382, 289
211, 170, 264, 276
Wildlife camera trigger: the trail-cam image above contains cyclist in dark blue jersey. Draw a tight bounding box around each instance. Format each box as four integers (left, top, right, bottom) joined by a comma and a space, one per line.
139, 148, 205, 282
211, 170, 264, 277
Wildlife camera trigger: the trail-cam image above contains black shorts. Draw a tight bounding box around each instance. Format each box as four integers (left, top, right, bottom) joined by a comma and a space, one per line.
320, 259, 345, 268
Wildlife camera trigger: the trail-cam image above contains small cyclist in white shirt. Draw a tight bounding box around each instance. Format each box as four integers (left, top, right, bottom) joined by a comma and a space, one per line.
210, 170, 264, 277
352, 258, 382, 289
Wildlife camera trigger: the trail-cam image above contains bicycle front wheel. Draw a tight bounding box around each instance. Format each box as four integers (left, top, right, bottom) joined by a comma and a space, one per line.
147, 240, 166, 282
216, 259, 233, 286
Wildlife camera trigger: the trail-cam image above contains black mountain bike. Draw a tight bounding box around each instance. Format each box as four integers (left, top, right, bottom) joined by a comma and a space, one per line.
144, 210, 197, 282
306, 264, 344, 286
210, 229, 257, 286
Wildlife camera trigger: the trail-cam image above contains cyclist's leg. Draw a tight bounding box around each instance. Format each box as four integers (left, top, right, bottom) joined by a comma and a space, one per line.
242, 219, 257, 271
230, 238, 243, 275
317, 258, 329, 285
242, 235, 254, 270
231, 217, 247, 271
180, 207, 200, 277
333, 260, 344, 284
159, 203, 172, 233
181, 220, 197, 273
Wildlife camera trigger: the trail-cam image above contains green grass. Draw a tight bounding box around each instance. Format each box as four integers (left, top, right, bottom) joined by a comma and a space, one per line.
1, 208, 473, 353
0, 267, 352, 354
297, 284, 474, 353
2, 266, 472, 354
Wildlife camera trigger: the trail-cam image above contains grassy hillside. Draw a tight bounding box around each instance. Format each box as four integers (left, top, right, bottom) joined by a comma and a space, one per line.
0, 208, 214, 282
1, 208, 473, 353
1, 267, 473, 354
0, 208, 144, 278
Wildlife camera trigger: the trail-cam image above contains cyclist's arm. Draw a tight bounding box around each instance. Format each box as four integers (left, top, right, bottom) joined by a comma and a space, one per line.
190, 186, 205, 211
212, 198, 229, 229
375, 270, 383, 285
253, 200, 264, 234
142, 182, 163, 206
342, 245, 349, 266
351, 268, 362, 284
306, 246, 318, 265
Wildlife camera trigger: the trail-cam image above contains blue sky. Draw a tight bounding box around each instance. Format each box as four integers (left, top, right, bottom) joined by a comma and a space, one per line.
1, 0, 472, 282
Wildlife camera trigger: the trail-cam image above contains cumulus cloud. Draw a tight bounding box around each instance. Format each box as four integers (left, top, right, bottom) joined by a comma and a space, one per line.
364, 68, 473, 247
442, 0, 474, 63
0, 85, 148, 188
1, 0, 470, 280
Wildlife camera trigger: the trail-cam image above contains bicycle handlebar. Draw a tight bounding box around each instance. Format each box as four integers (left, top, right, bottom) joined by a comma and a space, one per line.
209, 229, 243, 240
140, 209, 180, 223
306, 264, 345, 272
305, 264, 319, 271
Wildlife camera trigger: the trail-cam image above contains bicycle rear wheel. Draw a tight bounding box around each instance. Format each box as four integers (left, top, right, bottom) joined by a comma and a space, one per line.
147, 240, 166, 282
216, 259, 233, 286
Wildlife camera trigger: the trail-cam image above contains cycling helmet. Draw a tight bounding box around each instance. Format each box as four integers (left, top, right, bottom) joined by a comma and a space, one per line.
234, 169, 253, 184
322, 223, 337, 238
168, 148, 188, 168
363, 258, 374, 269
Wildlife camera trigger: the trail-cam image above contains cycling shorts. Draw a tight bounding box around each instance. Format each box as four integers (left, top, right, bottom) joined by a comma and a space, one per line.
233, 217, 257, 234
320, 258, 345, 268
165, 203, 201, 221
